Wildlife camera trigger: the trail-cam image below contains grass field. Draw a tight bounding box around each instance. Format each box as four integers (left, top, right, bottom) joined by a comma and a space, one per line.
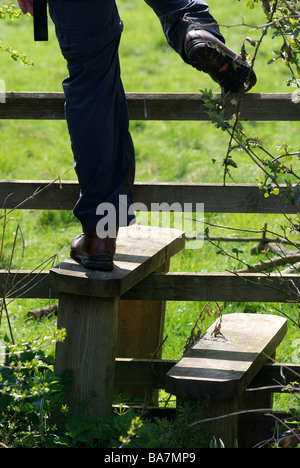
0, 0, 299, 408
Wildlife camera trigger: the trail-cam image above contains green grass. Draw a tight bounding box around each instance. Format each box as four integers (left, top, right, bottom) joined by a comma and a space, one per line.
0, 0, 299, 412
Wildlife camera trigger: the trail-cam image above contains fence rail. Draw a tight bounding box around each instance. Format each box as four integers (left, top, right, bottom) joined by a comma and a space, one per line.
2, 270, 300, 302
0, 92, 299, 121
0, 179, 299, 214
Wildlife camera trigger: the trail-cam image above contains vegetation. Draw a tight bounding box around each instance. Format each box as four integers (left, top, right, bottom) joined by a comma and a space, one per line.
0, 0, 299, 448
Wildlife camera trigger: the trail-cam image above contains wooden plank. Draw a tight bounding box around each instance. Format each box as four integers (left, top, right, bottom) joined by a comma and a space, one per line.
0, 180, 298, 214
113, 359, 300, 392
127, 92, 300, 122
0, 179, 79, 210
1, 92, 65, 120
2, 270, 300, 302
0, 319, 298, 392
122, 271, 300, 303
0, 91, 182, 120
132, 182, 298, 214
0, 92, 299, 121
1, 268, 51, 299
114, 358, 176, 390
49, 225, 185, 298
165, 313, 287, 400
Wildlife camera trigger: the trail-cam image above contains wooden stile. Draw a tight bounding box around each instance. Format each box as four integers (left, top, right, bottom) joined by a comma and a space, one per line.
49, 225, 184, 417
1, 92, 299, 445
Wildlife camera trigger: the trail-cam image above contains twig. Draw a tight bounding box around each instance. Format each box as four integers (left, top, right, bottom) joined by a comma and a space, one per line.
182, 15, 300, 32
236, 252, 300, 273
185, 234, 300, 245
189, 407, 275, 426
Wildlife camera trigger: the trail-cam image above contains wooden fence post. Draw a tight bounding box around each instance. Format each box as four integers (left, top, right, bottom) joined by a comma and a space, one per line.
55, 293, 119, 418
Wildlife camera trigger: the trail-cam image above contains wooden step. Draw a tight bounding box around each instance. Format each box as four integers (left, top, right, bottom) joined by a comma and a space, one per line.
49, 224, 185, 297
165, 313, 287, 400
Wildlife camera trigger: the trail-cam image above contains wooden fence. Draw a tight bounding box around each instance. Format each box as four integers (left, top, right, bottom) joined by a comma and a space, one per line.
1, 92, 300, 447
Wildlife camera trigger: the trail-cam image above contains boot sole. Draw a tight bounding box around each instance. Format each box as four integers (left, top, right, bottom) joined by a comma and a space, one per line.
186, 39, 257, 93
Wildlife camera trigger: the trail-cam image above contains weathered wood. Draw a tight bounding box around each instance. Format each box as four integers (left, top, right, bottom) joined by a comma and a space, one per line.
52, 225, 184, 417
49, 225, 185, 298
127, 92, 300, 121
0, 268, 52, 299
0, 92, 299, 121
131, 182, 298, 214
114, 358, 176, 390
237, 352, 275, 448
0, 92, 65, 120
117, 260, 170, 360
0, 180, 298, 214
27, 303, 57, 319
165, 313, 287, 447
113, 359, 300, 392
0, 179, 79, 210
54, 293, 120, 418
122, 271, 300, 303
165, 313, 287, 400
1, 89, 299, 435
116, 261, 170, 404
2, 270, 300, 302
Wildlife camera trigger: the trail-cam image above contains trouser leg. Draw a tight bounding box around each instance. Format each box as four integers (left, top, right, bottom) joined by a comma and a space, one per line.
48, 0, 135, 233
145, 0, 256, 93
144, 0, 224, 61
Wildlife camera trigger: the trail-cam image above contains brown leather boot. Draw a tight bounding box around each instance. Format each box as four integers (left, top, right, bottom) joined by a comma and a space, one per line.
184, 30, 256, 94
70, 231, 117, 271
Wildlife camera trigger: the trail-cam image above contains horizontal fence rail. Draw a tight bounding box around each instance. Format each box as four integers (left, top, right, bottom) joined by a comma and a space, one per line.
2, 270, 300, 303
0, 180, 298, 214
0, 92, 299, 121
114, 359, 300, 393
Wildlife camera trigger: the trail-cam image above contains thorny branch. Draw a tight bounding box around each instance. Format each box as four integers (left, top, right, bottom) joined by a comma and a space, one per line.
189, 3, 300, 444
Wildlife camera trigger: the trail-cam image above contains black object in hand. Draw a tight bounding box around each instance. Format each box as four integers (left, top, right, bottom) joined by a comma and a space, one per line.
33, 0, 48, 41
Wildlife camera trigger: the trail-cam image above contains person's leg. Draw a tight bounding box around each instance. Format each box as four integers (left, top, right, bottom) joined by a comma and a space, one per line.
144, 0, 224, 59
48, 0, 135, 270
145, 0, 256, 93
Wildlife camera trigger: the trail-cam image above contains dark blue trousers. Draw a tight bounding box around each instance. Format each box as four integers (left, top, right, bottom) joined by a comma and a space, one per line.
48, 0, 222, 233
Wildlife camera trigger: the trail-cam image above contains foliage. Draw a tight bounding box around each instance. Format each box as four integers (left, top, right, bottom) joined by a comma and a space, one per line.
201, 0, 300, 239
0, 329, 69, 448
0, 2, 20, 19
201, 0, 299, 186
62, 397, 210, 449
0, 3, 33, 65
